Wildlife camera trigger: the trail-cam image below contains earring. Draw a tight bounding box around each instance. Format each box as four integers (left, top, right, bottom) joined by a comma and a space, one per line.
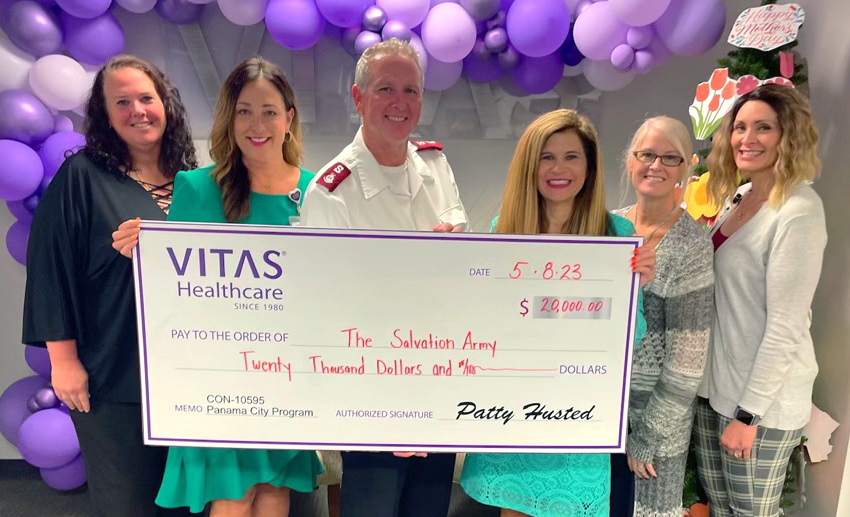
675, 181, 682, 188
284, 131, 292, 143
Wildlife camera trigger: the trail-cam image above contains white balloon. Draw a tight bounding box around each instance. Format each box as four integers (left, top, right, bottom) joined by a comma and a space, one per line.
563, 64, 584, 77
0, 30, 35, 91
28, 55, 90, 111
581, 58, 636, 91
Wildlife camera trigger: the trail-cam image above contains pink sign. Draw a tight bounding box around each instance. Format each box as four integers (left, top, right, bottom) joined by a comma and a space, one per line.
728, 4, 805, 51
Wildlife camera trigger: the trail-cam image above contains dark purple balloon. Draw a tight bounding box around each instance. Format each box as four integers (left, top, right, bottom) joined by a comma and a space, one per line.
463, 53, 505, 82
56, 0, 110, 18
361, 5, 387, 32
155, 0, 204, 24
341, 25, 361, 55
559, 26, 584, 66
62, 12, 126, 65
34, 387, 60, 409
0, 90, 54, 146
511, 51, 563, 94
27, 395, 41, 413
24, 191, 41, 213
471, 38, 491, 61
382, 20, 412, 42
25, 345, 52, 377
486, 9, 505, 30
3, 1, 63, 57
497, 44, 518, 70
483, 27, 507, 53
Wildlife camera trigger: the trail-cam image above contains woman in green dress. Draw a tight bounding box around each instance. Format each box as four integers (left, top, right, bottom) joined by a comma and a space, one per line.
459, 109, 653, 517
113, 57, 322, 516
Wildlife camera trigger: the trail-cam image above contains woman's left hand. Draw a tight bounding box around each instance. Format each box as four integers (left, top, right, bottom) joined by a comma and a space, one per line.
626, 452, 657, 480
720, 420, 758, 460
432, 222, 463, 232
633, 244, 656, 287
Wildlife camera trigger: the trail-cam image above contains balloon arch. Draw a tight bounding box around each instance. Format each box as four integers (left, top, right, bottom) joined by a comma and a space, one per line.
0, 0, 726, 491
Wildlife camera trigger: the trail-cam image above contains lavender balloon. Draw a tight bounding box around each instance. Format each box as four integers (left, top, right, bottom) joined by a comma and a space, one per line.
497, 44, 518, 70
115, 0, 158, 14
18, 408, 80, 468
62, 12, 126, 65
511, 51, 562, 94
376, 0, 430, 29
382, 20, 412, 42
34, 387, 59, 409
424, 56, 463, 91
40, 454, 87, 491
610, 43, 634, 71
316, 0, 371, 28
610, 0, 671, 27
218, 0, 267, 26
0, 89, 54, 146
654, 0, 725, 56
483, 27, 507, 53
0, 140, 44, 201
6, 220, 30, 265
420, 2, 477, 63
265, 0, 326, 50
408, 33, 428, 72
459, 0, 499, 21
25, 345, 52, 377
155, 0, 205, 24
53, 115, 74, 133
354, 30, 382, 54
627, 26, 653, 50
56, 0, 110, 18
27, 395, 42, 413
573, 1, 628, 60
582, 57, 635, 91
3, 1, 62, 57
506, 0, 570, 58
0, 376, 46, 445
362, 6, 387, 32
463, 53, 505, 82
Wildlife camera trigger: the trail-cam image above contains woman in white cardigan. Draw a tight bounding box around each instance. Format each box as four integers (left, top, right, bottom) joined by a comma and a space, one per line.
694, 84, 827, 517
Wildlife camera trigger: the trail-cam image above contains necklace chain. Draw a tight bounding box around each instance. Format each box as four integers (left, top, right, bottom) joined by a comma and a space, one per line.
632, 203, 678, 245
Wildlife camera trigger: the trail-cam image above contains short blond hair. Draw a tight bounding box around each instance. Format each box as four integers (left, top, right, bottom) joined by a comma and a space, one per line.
621, 116, 693, 204
354, 38, 423, 90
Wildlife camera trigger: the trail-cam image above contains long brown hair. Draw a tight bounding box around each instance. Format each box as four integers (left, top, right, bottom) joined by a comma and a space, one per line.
496, 109, 608, 236
210, 57, 302, 222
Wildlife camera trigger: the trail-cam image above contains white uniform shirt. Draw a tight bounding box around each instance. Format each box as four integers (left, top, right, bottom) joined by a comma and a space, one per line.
300, 127, 469, 231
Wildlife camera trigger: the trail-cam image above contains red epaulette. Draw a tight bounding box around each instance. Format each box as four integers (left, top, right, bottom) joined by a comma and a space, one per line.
411, 140, 443, 152
316, 162, 352, 192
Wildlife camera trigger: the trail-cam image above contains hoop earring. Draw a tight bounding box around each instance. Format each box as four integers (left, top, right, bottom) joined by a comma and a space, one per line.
284, 131, 292, 143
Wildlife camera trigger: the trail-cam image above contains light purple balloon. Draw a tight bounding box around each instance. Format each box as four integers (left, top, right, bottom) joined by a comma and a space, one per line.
53, 115, 74, 133
483, 27, 507, 53
610, 43, 634, 70
0, 376, 47, 445
421, 2, 477, 63
316, 0, 371, 28
408, 33, 428, 72
575, 0, 592, 17
7, 200, 33, 223
511, 51, 563, 94
354, 30, 382, 54
459, 0, 499, 21
463, 53, 505, 82
265, 0, 326, 50
497, 44, 518, 70
0, 89, 54, 146
341, 25, 361, 55
362, 5, 387, 32
485, 9, 505, 29
39, 131, 84, 185
382, 20, 412, 41
40, 454, 87, 491
610, 0, 671, 27
18, 408, 80, 468
218, 0, 267, 25
635, 26, 670, 72
582, 57, 636, 91
34, 387, 59, 409
27, 395, 42, 413
424, 56, 463, 91
155, 0, 205, 24
3, 1, 62, 57
62, 12, 126, 65
573, 1, 628, 61
56, 0, 110, 18
25, 346, 52, 378
653, 0, 725, 56
626, 26, 653, 49
0, 139, 44, 201
376, 0, 430, 29
6, 220, 30, 265
115, 0, 158, 14
506, 0, 570, 58
633, 49, 655, 74
471, 38, 491, 61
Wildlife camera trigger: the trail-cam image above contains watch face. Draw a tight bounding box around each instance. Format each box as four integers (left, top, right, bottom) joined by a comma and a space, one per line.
735, 409, 755, 425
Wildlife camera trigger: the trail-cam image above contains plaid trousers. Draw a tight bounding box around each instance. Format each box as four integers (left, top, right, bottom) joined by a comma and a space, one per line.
693, 398, 802, 517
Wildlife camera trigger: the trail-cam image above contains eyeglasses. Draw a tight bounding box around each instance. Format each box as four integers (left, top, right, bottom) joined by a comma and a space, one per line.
632, 151, 685, 167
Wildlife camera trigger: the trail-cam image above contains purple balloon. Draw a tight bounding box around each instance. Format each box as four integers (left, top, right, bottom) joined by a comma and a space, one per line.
626, 26, 653, 49
354, 30, 382, 54
653, 0, 725, 56
483, 27, 507, 53
40, 454, 87, 491
7, 199, 33, 223
27, 395, 42, 413
3, 1, 63, 56
582, 57, 636, 91
62, 12, 126, 65
497, 44, 518, 70
460, 0, 499, 21
53, 115, 74, 133
408, 33, 428, 72
575, 0, 592, 17
115, 0, 158, 14
376, 0, 430, 28
0, 89, 54, 146
610, 0, 671, 27
34, 387, 60, 409
38, 131, 85, 181
633, 49, 655, 74
573, 1, 628, 61
6, 220, 30, 264
610, 43, 634, 70
266, 0, 326, 50
463, 53, 505, 82
56, 0, 110, 18
498, 73, 529, 97
424, 56, 463, 91
218, 0, 266, 25
316, 0, 370, 28
471, 38, 491, 61
559, 26, 584, 66
362, 5, 387, 32
0, 140, 44, 201
25, 346, 52, 377
506, 0, 570, 58
486, 9, 505, 30
0, 375, 47, 445
420, 2, 477, 63
155, 0, 205, 24
341, 25, 361, 55
18, 408, 80, 468
511, 52, 563, 94
382, 20, 412, 42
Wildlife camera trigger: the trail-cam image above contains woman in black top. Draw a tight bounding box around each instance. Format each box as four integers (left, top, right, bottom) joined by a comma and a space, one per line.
23, 55, 197, 517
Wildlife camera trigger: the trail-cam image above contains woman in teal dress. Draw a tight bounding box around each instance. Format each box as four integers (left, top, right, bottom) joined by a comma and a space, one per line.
113, 57, 322, 516
460, 109, 653, 517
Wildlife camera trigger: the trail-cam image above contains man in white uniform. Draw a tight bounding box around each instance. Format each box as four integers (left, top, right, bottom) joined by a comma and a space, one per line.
300, 39, 468, 517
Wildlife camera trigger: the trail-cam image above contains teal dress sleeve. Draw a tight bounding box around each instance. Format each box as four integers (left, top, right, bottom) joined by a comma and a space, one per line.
608, 214, 646, 345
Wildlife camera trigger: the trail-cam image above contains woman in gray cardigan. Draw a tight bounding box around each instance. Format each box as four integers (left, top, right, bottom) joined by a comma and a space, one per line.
613, 116, 714, 517
695, 84, 827, 517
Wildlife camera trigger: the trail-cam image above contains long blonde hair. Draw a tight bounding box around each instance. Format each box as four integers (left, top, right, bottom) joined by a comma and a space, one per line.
707, 84, 820, 208
209, 57, 303, 222
496, 109, 608, 236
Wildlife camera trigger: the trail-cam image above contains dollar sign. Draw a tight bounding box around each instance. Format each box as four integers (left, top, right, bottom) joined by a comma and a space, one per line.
519, 298, 529, 317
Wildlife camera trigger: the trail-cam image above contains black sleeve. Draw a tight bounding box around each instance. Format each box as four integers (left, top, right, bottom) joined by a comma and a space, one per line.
22, 154, 90, 347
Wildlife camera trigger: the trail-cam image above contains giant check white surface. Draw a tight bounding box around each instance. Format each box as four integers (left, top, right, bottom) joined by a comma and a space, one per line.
133, 222, 642, 453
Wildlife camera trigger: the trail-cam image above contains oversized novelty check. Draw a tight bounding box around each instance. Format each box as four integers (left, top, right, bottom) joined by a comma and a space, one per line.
133, 222, 642, 453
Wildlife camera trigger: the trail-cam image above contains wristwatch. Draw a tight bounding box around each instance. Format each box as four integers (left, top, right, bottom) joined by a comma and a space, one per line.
734, 407, 761, 426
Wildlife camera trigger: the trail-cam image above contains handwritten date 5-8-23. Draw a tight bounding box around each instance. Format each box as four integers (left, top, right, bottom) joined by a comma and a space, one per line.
508, 261, 582, 280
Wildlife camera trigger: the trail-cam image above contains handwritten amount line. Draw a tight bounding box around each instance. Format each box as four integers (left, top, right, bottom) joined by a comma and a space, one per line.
173, 367, 553, 379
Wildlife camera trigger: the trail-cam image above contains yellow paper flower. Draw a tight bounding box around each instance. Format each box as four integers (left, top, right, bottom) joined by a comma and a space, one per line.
683, 173, 720, 220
